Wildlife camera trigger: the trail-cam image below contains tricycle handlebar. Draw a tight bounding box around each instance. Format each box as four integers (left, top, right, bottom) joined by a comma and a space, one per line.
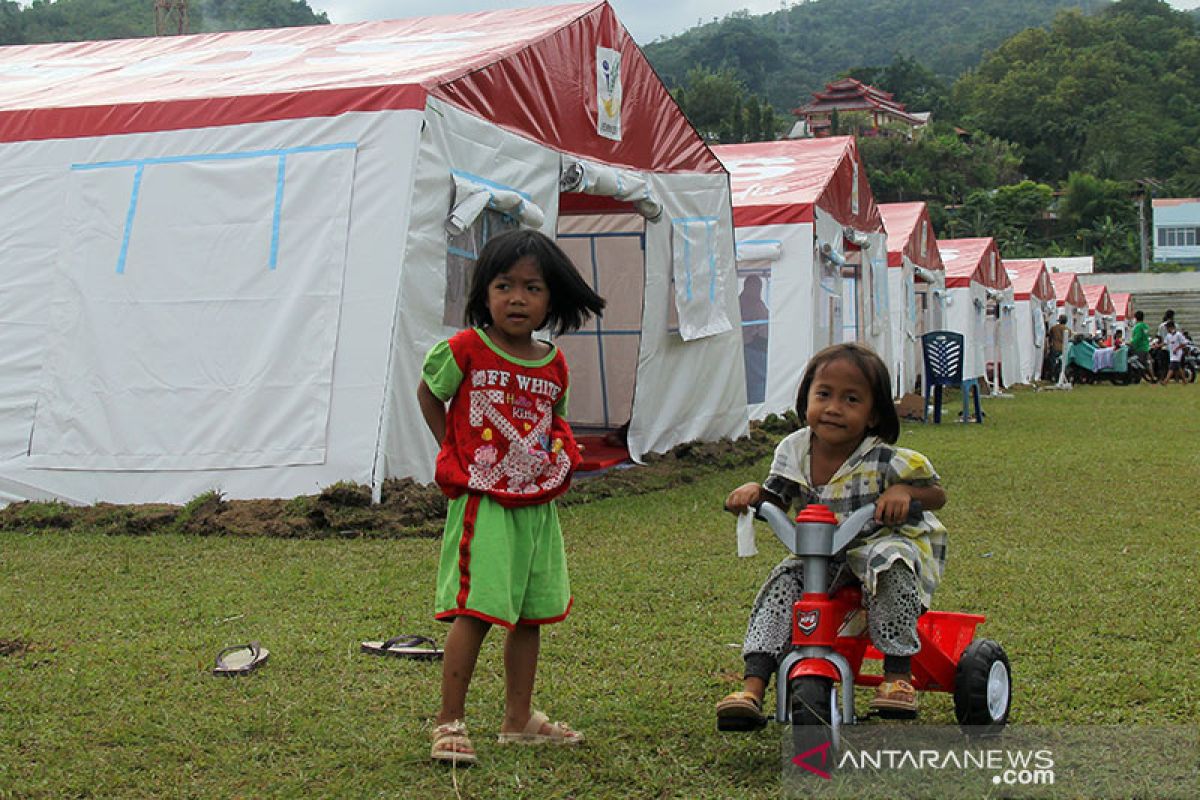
752, 500, 924, 557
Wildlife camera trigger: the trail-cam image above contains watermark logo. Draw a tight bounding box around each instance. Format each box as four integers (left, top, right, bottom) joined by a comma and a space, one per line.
792, 741, 833, 780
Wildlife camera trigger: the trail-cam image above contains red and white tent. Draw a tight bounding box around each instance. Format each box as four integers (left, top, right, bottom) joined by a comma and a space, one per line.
1109, 292, 1134, 336
1081, 284, 1116, 336
1002, 259, 1056, 384
713, 137, 889, 416
1048, 272, 1088, 334
879, 202, 945, 395
937, 238, 1014, 386
0, 2, 746, 506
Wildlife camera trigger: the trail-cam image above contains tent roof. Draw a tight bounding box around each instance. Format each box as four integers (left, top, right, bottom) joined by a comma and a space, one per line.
1002, 259, 1054, 302
1109, 291, 1133, 320
878, 201, 943, 271
712, 137, 882, 232
0, 1, 718, 174
936, 237, 1010, 290
1082, 284, 1115, 315
1048, 272, 1086, 308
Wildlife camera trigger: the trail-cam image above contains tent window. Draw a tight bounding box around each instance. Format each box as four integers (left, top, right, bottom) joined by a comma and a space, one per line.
669, 216, 730, 340
443, 208, 518, 327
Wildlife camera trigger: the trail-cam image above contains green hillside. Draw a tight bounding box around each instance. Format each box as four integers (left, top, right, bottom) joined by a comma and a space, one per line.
644, 0, 1109, 112
0, 0, 327, 45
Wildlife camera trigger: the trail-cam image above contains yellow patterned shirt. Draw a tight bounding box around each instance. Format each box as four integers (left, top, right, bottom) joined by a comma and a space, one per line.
763, 429, 948, 607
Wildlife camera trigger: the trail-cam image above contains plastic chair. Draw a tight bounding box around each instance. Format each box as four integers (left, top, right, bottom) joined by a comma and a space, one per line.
921, 330, 983, 424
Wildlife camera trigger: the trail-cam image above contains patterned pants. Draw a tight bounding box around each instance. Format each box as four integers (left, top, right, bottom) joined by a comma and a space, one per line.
742, 558, 922, 681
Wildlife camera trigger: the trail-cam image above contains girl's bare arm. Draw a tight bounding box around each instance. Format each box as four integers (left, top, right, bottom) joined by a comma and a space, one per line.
417, 381, 447, 444
876, 483, 946, 525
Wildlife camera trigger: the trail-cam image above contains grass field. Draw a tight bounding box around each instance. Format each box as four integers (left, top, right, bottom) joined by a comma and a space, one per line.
1, 384, 1198, 798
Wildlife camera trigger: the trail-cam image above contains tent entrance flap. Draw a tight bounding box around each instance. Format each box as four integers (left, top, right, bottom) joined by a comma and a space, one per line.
555, 213, 645, 431
27, 143, 358, 471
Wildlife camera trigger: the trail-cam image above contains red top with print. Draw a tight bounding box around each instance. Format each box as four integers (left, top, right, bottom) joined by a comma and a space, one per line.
422, 328, 580, 507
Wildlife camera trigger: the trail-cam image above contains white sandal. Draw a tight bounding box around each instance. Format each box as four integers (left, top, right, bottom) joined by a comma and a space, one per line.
497, 710, 584, 745
430, 719, 478, 765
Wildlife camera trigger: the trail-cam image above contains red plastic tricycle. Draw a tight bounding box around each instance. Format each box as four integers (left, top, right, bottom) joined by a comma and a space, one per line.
750, 500, 1011, 752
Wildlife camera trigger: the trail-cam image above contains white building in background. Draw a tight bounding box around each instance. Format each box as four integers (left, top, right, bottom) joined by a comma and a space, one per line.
1152, 198, 1200, 266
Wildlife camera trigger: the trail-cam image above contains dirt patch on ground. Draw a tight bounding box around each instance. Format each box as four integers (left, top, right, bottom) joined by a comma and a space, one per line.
0, 639, 32, 657
0, 421, 791, 539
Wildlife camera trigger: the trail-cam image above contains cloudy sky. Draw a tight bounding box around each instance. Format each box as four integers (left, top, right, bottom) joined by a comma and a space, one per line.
309, 0, 1200, 45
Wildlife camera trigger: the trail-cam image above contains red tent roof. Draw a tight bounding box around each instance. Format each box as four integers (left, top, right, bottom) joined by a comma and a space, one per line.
1082, 284, 1115, 316
1048, 272, 1086, 308
1109, 291, 1133, 320
879, 202, 943, 271
713, 136, 882, 231
1002, 259, 1054, 302
936, 238, 1010, 290
0, 2, 718, 174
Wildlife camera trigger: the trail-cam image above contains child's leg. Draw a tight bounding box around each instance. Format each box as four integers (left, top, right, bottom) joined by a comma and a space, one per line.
867, 562, 922, 681
501, 622, 540, 731
437, 615, 491, 725
740, 560, 809, 700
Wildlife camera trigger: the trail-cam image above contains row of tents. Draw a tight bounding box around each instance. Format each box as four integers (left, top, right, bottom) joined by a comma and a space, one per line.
0, 1, 1131, 507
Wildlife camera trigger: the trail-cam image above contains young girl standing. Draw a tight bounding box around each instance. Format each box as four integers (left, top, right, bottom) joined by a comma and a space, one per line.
717, 343, 948, 729
418, 229, 605, 765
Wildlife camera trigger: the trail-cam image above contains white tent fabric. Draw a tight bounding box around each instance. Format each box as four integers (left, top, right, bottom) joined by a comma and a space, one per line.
446, 170, 546, 235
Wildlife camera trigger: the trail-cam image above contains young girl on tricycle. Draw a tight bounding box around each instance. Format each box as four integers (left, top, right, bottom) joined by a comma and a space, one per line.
717, 343, 948, 730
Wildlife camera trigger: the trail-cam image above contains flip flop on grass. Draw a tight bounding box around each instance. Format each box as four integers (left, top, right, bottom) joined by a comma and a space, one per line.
212, 641, 269, 676
360, 634, 443, 661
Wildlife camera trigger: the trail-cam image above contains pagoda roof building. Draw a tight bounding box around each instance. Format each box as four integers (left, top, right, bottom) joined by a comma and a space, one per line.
791, 78, 928, 138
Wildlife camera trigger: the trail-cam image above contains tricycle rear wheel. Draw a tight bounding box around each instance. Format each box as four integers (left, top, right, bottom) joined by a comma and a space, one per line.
953, 638, 1011, 734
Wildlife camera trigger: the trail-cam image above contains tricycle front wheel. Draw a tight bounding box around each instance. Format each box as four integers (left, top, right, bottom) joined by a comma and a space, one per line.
953, 638, 1011, 734
790, 675, 839, 757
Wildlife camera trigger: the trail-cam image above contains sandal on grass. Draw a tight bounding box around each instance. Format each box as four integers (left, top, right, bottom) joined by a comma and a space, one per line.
716, 690, 767, 732
430, 720, 477, 766
496, 710, 584, 746
869, 679, 919, 718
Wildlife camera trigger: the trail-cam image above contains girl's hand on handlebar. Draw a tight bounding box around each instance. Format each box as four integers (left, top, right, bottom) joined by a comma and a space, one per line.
724, 482, 763, 514
875, 485, 914, 526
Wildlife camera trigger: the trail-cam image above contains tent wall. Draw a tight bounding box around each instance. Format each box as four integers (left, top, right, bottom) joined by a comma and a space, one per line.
945, 282, 988, 379
628, 169, 747, 457
734, 221, 828, 420
888, 258, 919, 395
0, 109, 423, 505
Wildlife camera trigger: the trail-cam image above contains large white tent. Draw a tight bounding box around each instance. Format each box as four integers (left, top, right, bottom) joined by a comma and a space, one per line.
0, 1, 747, 506
713, 137, 888, 418
937, 238, 1013, 388
879, 202, 945, 396
1002, 259, 1056, 385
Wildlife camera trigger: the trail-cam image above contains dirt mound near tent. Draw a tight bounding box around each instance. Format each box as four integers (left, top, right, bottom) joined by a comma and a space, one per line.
0, 423, 789, 539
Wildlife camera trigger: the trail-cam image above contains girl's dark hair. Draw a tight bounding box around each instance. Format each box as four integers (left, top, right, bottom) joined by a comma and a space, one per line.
465, 229, 605, 337
794, 343, 900, 444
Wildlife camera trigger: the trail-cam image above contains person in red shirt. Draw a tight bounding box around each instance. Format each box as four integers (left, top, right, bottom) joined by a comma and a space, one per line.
418, 229, 604, 765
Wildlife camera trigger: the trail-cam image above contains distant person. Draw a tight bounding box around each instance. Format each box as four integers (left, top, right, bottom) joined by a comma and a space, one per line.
1162, 320, 1187, 384
716, 344, 947, 728
1157, 309, 1175, 341
739, 275, 770, 405
1128, 310, 1151, 382
1044, 314, 1070, 381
